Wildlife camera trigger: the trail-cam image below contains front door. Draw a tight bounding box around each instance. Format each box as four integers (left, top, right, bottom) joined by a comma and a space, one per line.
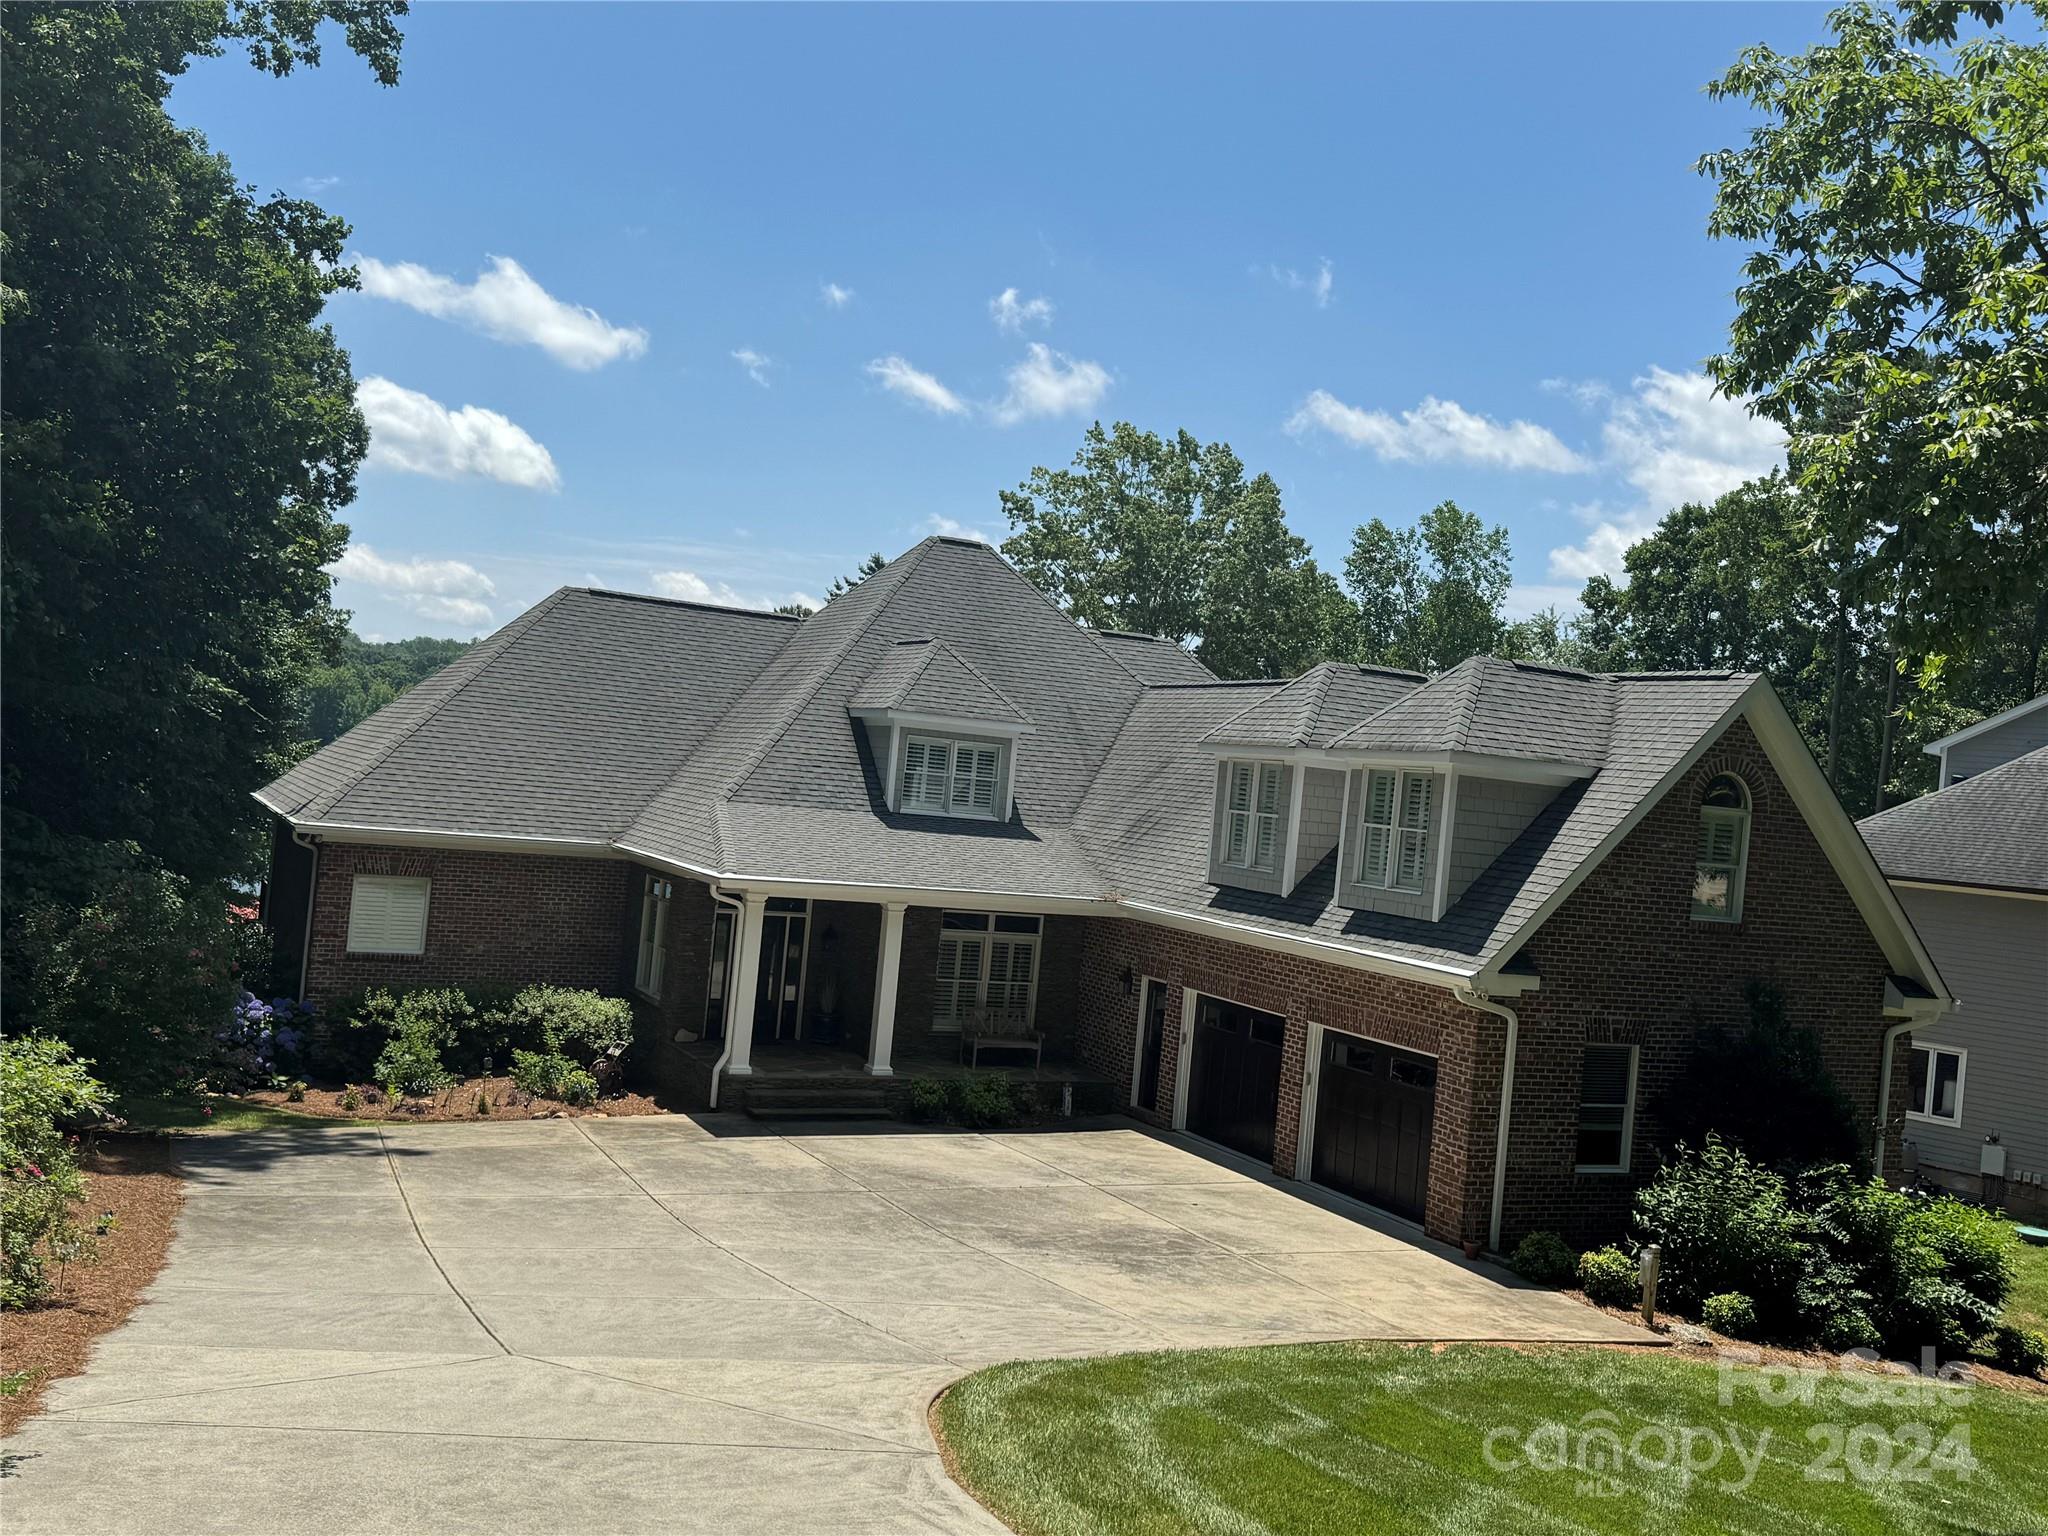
1133, 978, 1170, 1112
1311, 1033, 1436, 1222
752, 898, 810, 1041
1186, 994, 1285, 1163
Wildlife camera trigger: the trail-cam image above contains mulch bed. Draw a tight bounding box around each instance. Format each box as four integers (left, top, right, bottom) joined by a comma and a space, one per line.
0, 1137, 184, 1436
242, 1074, 670, 1122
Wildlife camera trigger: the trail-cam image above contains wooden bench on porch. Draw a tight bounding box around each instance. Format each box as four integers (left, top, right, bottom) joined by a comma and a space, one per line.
957, 1004, 1043, 1068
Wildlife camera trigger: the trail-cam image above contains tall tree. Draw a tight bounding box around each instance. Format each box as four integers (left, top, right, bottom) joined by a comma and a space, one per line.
296, 634, 470, 745
2, 2, 406, 904
1197, 475, 1355, 679
1342, 501, 1513, 672
1700, 0, 2048, 702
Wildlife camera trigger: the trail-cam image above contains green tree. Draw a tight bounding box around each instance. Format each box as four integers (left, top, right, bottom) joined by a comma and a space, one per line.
2, 2, 406, 907
1342, 501, 1513, 672
296, 633, 470, 745
1197, 476, 1355, 679
1700, 0, 2048, 704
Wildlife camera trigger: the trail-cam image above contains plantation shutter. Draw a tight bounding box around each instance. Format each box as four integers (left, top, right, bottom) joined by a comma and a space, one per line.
1253, 764, 1283, 869
1698, 815, 1740, 866
1224, 762, 1254, 864
1394, 775, 1434, 891
953, 745, 1001, 815
346, 875, 430, 955
902, 737, 948, 811
985, 936, 1035, 1018
936, 934, 984, 1022
1357, 770, 1396, 885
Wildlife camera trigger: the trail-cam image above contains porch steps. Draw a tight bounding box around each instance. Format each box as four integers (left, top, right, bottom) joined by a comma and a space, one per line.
740, 1084, 894, 1122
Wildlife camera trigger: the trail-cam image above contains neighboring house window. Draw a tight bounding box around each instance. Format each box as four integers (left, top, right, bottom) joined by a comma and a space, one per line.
1575, 1044, 1637, 1171
1221, 760, 1284, 871
901, 735, 1002, 818
1907, 1045, 1966, 1124
636, 875, 672, 998
933, 912, 1040, 1028
1356, 769, 1434, 893
1691, 773, 1751, 921
345, 874, 430, 956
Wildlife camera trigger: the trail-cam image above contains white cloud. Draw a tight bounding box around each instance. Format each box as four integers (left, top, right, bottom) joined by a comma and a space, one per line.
866, 355, 969, 416
1548, 369, 1785, 581
1286, 389, 1588, 473
989, 287, 1054, 333
821, 282, 855, 309
650, 568, 819, 612
993, 343, 1110, 425
924, 513, 999, 546
328, 544, 498, 628
353, 253, 649, 370
299, 174, 342, 196
357, 377, 561, 490
731, 347, 773, 388
1267, 260, 1334, 308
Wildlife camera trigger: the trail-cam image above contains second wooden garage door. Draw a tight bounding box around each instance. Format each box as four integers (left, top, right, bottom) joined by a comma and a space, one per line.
1310, 1032, 1436, 1222
1186, 994, 1285, 1164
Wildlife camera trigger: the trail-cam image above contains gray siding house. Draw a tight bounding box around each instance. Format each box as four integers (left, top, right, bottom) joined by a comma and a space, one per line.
1926, 693, 2048, 786
1862, 734, 2048, 1217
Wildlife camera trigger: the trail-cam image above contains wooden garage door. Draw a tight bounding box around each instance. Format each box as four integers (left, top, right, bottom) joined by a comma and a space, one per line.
1311, 1033, 1435, 1222
1187, 995, 1285, 1164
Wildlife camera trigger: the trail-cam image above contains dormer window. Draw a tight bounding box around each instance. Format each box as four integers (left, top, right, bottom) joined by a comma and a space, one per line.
1356, 769, 1434, 892
1692, 773, 1751, 921
1221, 760, 1284, 871
902, 735, 1003, 818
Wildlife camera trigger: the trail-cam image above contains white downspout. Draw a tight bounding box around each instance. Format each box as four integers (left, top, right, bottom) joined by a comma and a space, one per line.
1875, 1019, 1917, 1179
706, 888, 746, 1110
291, 829, 320, 1001
1456, 985, 1520, 1256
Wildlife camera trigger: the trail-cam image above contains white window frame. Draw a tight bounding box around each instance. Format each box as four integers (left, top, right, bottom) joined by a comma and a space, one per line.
1129, 974, 1170, 1110
1355, 768, 1434, 894
1220, 759, 1284, 872
932, 912, 1041, 1032
635, 874, 673, 1000
1691, 775, 1752, 923
1906, 1043, 1967, 1126
1574, 1043, 1639, 1174
344, 874, 431, 956
899, 734, 1004, 820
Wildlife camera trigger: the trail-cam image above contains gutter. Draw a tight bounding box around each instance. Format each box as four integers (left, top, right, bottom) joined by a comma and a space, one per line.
292, 830, 320, 1001
1455, 985, 1520, 1255
705, 888, 746, 1110
1874, 1018, 1919, 1179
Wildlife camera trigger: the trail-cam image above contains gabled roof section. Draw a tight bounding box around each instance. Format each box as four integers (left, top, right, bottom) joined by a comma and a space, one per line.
1202, 661, 1424, 749
1327, 655, 1618, 768
1921, 692, 2048, 756
849, 637, 1031, 726
1860, 745, 2048, 895
1087, 630, 1217, 686
256, 589, 800, 841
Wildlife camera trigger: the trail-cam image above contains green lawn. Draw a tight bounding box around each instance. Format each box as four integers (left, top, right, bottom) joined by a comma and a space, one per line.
110, 1093, 365, 1135
2007, 1224, 2048, 1334
935, 1342, 2048, 1536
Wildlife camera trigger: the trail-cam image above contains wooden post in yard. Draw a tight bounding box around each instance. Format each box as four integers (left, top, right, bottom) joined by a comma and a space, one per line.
1639, 1243, 1660, 1329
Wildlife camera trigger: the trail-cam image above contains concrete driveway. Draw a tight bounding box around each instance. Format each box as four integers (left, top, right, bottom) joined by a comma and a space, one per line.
4, 1116, 1646, 1534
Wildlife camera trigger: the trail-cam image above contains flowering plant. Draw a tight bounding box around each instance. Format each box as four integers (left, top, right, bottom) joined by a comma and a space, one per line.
212, 993, 315, 1087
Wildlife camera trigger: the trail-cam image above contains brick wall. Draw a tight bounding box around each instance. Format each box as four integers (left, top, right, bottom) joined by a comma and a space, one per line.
302, 844, 633, 1004
1499, 715, 1896, 1246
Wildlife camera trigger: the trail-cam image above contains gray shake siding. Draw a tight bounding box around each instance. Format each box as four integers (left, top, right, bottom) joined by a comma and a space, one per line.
1942, 708, 2048, 783
1293, 767, 1345, 886
1896, 886, 2048, 1189
1447, 777, 1557, 907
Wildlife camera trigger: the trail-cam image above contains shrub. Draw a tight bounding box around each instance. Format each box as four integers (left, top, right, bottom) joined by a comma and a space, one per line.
907, 1079, 949, 1123
1578, 1245, 1638, 1308
1, 1037, 112, 1309
509, 1049, 596, 1105
1702, 1291, 1760, 1339
1990, 1324, 2048, 1379
1803, 1174, 2005, 1357
285, 1080, 306, 1103
214, 992, 314, 1088
474, 1089, 491, 1117
953, 1075, 1024, 1129
373, 1030, 452, 1100
1509, 1231, 1577, 1286
340, 1085, 362, 1113
502, 986, 632, 1059
1632, 1137, 1812, 1338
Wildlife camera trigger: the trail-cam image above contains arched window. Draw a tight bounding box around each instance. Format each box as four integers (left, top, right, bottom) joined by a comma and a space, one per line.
1692, 773, 1751, 922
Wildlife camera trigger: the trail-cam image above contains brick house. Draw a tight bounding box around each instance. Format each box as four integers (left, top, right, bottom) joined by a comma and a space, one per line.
258, 536, 1948, 1249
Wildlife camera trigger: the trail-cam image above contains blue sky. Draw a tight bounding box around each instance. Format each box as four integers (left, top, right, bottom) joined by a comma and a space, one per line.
170, 2, 1827, 641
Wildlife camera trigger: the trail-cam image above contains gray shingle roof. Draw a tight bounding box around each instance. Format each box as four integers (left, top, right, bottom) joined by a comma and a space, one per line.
1086, 630, 1217, 686
1202, 662, 1425, 748
848, 637, 1031, 724
1859, 746, 2048, 894
1326, 655, 1618, 767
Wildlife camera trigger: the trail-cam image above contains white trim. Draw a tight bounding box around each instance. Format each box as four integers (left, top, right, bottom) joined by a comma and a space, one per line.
1209, 746, 1596, 785
1572, 1042, 1640, 1174
1430, 767, 1459, 921
1890, 877, 2048, 903
1455, 986, 1520, 1255
1280, 763, 1306, 891
1691, 774, 1753, 924
848, 706, 1035, 738
1218, 758, 1285, 874
884, 724, 905, 814
899, 734, 1004, 820
1333, 767, 1353, 902
290, 819, 623, 857
1921, 694, 2048, 756
1905, 1041, 1968, 1126
1170, 989, 1198, 1130
1129, 974, 1169, 1110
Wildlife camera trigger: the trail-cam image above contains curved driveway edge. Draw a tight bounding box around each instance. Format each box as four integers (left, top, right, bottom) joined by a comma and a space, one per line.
2, 1116, 1648, 1534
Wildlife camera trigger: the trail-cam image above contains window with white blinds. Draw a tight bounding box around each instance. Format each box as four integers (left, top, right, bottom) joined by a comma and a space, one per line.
1221, 760, 1283, 871
933, 912, 1040, 1028
1575, 1044, 1638, 1171
1356, 770, 1434, 893
345, 875, 430, 955
901, 735, 1004, 818
635, 875, 672, 998
1691, 773, 1751, 922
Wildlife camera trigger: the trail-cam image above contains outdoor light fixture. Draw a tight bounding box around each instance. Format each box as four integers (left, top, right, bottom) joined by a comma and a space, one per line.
1119, 966, 1135, 998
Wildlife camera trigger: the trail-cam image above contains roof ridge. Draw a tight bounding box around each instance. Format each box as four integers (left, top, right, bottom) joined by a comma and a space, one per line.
1297, 664, 1339, 747
575, 587, 802, 622
963, 540, 1157, 694
929, 636, 1033, 723
313, 589, 572, 818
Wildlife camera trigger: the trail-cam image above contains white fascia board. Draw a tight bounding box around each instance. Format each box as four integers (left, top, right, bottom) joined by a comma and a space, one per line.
1297, 749, 1595, 784
1921, 693, 2048, 755
1109, 899, 1488, 991
1889, 877, 2048, 904
847, 707, 1034, 738
251, 787, 296, 817
284, 817, 624, 858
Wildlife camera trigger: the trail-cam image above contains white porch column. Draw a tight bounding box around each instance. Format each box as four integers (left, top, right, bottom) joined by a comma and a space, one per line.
867, 901, 908, 1077
724, 892, 769, 1076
